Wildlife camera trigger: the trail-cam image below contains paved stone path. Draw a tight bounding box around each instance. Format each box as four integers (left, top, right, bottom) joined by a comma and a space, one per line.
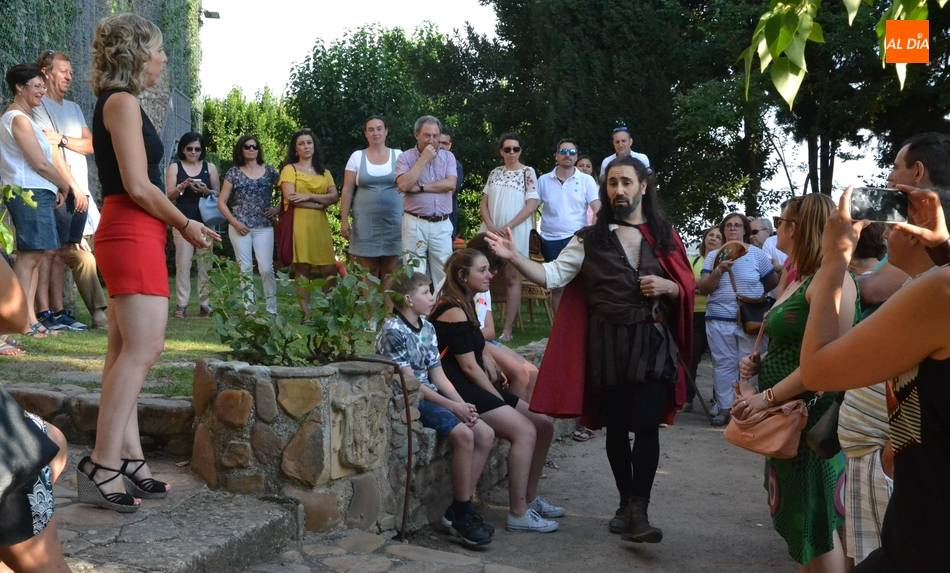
247, 362, 793, 573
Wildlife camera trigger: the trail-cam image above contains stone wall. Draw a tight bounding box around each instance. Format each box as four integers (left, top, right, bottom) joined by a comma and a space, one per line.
3, 383, 194, 455
189, 359, 512, 535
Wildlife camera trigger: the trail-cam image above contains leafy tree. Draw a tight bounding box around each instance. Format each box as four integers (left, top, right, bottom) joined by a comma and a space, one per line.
743, 0, 948, 109
200, 87, 297, 173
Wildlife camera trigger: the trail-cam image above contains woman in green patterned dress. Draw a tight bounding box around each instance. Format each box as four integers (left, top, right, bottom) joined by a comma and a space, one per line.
733, 193, 858, 572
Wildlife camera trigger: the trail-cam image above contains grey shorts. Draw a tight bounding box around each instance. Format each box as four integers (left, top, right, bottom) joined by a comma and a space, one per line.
5, 188, 59, 251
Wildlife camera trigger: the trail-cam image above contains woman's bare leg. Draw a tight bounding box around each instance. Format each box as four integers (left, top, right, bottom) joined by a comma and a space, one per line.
89, 294, 166, 498
801, 531, 846, 573
515, 400, 554, 502
480, 405, 536, 516
501, 265, 521, 341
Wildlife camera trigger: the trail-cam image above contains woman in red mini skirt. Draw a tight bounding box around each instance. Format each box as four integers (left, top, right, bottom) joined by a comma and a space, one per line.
79, 14, 219, 513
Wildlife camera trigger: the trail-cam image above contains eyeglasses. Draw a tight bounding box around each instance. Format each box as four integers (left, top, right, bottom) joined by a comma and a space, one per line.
243, 144, 259, 150
773, 216, 796, 228
724, 222, 745, 229
558, 149, 578, 156
749, 229, 764, 235
185, 146, 201, 152
25, 82, 46, 91
502, 146, 521, 154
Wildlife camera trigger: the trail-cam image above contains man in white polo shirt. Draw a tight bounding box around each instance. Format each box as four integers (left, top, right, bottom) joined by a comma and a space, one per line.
599, 124, 650, 180
537, 138, 600, 310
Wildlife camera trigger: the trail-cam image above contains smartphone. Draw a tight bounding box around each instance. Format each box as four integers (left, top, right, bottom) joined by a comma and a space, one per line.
850, 187, 908, 223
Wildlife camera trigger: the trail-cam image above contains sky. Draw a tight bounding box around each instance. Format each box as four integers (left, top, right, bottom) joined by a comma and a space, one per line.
198, 0, 497, 99
197, 1, 885, 210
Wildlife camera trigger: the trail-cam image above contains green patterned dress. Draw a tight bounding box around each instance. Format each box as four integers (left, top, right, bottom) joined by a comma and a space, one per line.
759, 276, 854, 565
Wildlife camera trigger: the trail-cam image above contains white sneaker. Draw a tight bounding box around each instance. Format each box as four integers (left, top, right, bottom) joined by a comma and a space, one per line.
528, 496, 566, 518
506, 508, 559, 533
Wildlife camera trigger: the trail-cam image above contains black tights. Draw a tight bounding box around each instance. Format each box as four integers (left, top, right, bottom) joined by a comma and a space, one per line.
606, 423, 660, 501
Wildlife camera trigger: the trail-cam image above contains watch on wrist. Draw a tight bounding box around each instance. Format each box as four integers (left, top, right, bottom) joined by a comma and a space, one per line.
59, 135, 68, 148
927, 238, 950, 266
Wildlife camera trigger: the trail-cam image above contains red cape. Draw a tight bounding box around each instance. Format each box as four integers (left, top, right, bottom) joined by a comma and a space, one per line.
529, 226, 695, 427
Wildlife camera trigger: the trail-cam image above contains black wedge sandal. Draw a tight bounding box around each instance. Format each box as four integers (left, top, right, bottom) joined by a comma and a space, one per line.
120, 458, 169, 499
76, 456, 140, 513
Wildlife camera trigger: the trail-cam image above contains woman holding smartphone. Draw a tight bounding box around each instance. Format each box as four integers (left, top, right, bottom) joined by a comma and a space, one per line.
84, 13, 218, 512
165, 131, 219, 318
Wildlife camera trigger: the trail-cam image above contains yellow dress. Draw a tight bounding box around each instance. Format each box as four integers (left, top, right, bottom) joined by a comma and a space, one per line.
279, 165, 336, 266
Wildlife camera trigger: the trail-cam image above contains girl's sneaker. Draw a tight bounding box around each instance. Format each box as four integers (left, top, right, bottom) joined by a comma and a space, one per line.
506, 508, 559, 533
528, 495, 566, 518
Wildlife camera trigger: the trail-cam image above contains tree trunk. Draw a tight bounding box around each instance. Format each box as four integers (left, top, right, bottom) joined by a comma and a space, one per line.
742, 104, 762, 215
806, 132, 819, 196
819, 134, 836, 195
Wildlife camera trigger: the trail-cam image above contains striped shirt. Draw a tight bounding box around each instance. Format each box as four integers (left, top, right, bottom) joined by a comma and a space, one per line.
838, 383, 889, 458
701, 245, 774, 321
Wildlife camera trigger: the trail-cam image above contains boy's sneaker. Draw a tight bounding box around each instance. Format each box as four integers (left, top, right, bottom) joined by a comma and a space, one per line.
37, 310, 68, 331
528, 495, 566, 518
53, 310, 88, 331
506, 508, 559, 533
446, 504, 493, 547
442, 506, 494, 534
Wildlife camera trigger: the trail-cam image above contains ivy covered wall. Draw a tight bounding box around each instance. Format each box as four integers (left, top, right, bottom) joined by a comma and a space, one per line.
0, 0, 202, 127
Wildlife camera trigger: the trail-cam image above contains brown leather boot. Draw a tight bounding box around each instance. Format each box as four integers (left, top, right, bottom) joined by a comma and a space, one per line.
620, 496, 662, 543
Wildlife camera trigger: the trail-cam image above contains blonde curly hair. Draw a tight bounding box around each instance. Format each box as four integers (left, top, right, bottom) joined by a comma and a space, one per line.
91, 14, 163, 96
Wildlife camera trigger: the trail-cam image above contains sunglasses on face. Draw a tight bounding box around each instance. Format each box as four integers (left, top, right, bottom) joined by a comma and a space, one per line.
502, 146, 521, 154
558, 149, 578, 156
186, 146, 201, 152
773, 216, 796, 228
243, 144, 259, 150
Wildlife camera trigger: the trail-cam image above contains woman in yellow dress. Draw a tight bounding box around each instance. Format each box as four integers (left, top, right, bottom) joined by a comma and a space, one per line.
279, 129, 338, 309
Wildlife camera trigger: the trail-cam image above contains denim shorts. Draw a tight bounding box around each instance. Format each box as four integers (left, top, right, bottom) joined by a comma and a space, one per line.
417, 398, 461, 436
54, 194, 88, 245
541, 236, 572, 262
5, 188, 59, 251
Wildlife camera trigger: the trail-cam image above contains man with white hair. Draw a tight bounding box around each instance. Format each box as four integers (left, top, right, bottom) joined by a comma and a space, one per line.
396, 115, 458, 290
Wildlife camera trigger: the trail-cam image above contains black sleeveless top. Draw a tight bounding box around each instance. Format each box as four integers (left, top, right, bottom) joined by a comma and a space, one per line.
92, 89, 164, 197
173, 160, 211, 220
874, 356, 950, 571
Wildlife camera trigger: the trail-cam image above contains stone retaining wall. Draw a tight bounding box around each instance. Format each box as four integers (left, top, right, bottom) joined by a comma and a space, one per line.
189, 359, 511, 535
3, 384, 194, 456
3, 338, 569, 537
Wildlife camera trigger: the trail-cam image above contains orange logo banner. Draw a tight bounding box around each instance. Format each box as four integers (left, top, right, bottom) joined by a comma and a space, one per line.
885, 20, 930, 64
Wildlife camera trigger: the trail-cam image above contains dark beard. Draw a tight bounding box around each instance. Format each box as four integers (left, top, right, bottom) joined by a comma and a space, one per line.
611, 194, 642, 220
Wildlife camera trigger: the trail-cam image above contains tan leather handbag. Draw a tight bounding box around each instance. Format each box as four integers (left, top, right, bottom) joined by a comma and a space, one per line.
722, 316, 809, 459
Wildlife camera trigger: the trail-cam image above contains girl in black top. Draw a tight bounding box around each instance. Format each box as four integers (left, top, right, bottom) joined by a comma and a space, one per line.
432, 248, 563, 533
801, 185, 950, 572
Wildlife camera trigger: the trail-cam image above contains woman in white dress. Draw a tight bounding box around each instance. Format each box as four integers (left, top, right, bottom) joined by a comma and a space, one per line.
479, 133, 539, 341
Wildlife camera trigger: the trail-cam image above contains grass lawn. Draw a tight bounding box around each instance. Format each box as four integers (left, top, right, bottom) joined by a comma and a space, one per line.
0, 278, 552, 396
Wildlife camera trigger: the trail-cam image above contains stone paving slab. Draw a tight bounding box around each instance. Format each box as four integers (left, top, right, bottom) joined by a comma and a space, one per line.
244, 528, 533, 573
57, 448, 299, 573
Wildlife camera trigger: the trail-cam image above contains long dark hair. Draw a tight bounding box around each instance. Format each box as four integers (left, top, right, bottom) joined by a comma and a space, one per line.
593, 155, 673, 252
436, 248, 485, 326
233, 135, 265, 166
175, 132, 206, 161
282, 128, 325, 174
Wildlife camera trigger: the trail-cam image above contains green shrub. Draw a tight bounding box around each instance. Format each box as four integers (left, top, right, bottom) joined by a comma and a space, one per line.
208, 256, 388, 365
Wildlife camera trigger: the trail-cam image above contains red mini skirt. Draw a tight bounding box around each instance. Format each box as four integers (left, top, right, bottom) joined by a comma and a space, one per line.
95, 194, 169, 298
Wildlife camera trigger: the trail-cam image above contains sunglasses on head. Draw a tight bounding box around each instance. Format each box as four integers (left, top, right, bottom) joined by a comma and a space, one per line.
612, 125, 630, 133
558, 149, 578, 156
502, 146, 521, 153
243, 144, 259, 150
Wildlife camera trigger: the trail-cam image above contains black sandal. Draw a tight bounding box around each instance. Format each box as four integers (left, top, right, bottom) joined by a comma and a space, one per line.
120, 458, 169, 499
76, 456, 140, 513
